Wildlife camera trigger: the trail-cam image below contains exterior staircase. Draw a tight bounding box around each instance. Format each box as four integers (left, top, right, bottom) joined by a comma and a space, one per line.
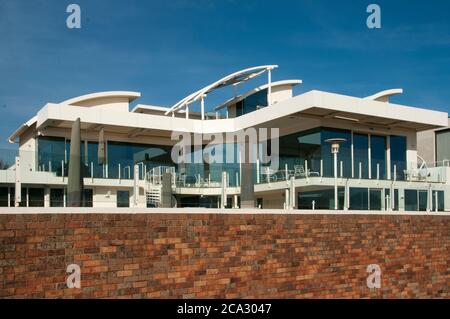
145, 166, 175, 207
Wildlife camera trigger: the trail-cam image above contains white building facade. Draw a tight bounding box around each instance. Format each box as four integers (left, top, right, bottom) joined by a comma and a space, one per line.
1, 66, 449, 211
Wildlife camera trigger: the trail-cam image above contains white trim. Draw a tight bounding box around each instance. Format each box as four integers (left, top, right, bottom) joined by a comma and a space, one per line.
0, 207, 448, 215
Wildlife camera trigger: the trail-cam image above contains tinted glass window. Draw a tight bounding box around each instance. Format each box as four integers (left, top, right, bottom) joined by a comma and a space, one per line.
371, 135, 386, 179
390, 135, 406, 180
117, 190, 130, 207
353, 133, 369, 179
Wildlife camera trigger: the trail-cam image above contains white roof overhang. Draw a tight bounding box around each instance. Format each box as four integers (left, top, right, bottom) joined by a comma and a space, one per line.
32, 91, 448, 138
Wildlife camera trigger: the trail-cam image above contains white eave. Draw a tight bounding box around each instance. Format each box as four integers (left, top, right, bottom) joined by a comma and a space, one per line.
214, 79, 302, 111
8, 116, 37, 143
131, 104, 171, 114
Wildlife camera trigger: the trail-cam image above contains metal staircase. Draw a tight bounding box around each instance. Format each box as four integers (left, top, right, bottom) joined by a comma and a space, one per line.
145, 166, 175, 207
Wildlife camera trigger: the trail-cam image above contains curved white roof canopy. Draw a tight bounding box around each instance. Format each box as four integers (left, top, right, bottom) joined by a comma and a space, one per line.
365, 88, 403, 102
61, 91, 141, 106
165, 65, 278, 115
214, 79, 302, 111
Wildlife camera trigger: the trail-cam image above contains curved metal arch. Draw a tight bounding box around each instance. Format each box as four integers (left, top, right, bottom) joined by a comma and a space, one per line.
165, 65, 278, 115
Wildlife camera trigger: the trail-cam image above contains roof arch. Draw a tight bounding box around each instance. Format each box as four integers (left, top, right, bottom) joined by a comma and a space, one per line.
364, 88, 403, 102
60, 91, 141, 106
165, 65, 278, 115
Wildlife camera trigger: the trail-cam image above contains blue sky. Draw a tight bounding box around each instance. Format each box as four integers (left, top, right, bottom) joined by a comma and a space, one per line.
0, 0, 449, 150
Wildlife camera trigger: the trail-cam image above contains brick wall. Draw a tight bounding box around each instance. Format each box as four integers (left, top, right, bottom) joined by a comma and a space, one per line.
0, 213, 448, 298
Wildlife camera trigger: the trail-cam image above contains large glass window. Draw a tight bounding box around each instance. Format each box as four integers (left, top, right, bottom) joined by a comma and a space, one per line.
404, 189, 418, 211
350, 188, 368, 210
38, 137, 68, 176
298, 187, 345, 210
432, 190, 445, 211
236, 89, 268, 116
353, 133, 369, 179
371, 135, 387, 179
50, 189, 65, 207
390, 135, 407, 180
28, 188, 44, 207
279, 128, 322, 174
0, 187, 8, 207
369, 189, 382, 210
436, 130, 450, 163
321, 128, 352, 178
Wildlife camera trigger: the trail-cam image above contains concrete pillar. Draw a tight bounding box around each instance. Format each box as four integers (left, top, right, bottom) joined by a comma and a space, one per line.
398, 188, 405, 212
44, 187, 50, 208
160, 172, 173, 208
233, 194, 238, 208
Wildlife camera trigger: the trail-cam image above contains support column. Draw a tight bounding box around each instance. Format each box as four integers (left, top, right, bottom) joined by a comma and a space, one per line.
240, 139, 255, 208
290, 177, 296, 209
233, 194, 238, 209
221, 171, 227, 209
398, 188, 405, 212
160, 172, 173, 208
44, 187, 50, 208
14, 155, 21, 207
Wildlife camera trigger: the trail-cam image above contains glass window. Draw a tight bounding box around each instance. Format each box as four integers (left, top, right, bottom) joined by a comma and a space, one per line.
322, 128, 352, 178
83, 189, 93, 207
418, 191, 428, 211
0, 187, 8, 207
117, 190, 130, 208
50, 189, 65, 207
390, 135, 407, 180
350, 188, 368, 210
28, 188, 44, 207
436, 130, 450, 163
353, 133, 369, 179
371, 135, 387, 179
107, 141, 173, 180
236, 89, 268, 116
393, 189, 399, 211
369, 189, 382, 210
279, 128, 322, 174
432, 190, 445, 211
298, 187, 344, 210
404, 189, 418, 211
38, 137, 68, 176
10, 187, 15, 207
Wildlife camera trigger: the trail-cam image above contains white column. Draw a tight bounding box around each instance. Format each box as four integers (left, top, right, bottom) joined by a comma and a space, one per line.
333, 152, 338, 210
368, 134, 372, 179
14, 155, 21, 207
267, 68, 272, 106
386, 136, 391, 180
201, 95, 205, 120
351, 131, 354, 178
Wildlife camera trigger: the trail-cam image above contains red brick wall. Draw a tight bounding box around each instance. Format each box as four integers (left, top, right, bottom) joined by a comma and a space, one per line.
0, 213, 448, 298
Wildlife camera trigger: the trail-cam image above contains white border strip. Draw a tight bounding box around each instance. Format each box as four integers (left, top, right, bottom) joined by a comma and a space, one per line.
0, 207, 448, 216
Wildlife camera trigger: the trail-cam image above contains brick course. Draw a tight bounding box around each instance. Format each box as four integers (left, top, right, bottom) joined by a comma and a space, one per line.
0, 213, 448, 298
